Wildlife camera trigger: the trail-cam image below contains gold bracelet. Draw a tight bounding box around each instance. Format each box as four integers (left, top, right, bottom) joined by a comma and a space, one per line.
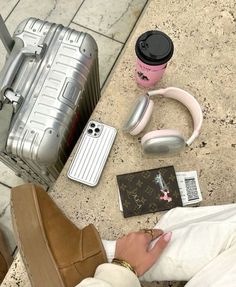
112, 258, 137, 276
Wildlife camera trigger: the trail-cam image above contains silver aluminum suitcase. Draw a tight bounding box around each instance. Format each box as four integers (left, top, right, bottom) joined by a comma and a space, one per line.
0, 16, 100, 189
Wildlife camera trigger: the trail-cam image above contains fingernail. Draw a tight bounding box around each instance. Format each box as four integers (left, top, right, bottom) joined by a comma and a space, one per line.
163, 232, 172, 242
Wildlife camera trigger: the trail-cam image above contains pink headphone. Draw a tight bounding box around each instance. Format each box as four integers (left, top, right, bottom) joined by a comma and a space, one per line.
123, 87, 203, 155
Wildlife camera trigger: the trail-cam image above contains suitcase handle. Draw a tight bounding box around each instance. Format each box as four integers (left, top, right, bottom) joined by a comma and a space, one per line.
0, 38, 46, 97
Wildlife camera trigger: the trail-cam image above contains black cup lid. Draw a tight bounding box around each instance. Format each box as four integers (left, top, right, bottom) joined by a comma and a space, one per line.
135, 30, 174, 66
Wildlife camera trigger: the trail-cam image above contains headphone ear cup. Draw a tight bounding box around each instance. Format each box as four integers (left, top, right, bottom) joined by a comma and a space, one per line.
141, 129, 186, 155
123, 95, 153, 135
130, 99, 154, 135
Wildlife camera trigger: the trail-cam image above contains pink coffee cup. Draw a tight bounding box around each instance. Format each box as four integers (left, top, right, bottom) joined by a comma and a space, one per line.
135, 30, 174, 88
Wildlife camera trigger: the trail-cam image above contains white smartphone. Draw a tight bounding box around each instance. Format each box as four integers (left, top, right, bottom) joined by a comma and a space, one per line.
67, 120, 117, 186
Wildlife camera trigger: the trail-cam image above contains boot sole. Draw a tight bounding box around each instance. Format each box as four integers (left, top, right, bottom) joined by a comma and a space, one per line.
11, 184, 65, 287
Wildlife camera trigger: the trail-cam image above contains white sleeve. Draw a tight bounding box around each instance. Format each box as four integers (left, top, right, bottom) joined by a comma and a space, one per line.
185, 245, 236, 287
140, 204, 236, 286
76, 263, 141, 287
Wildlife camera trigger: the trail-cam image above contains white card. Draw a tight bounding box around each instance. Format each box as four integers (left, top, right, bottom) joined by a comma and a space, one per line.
176, 171, 202, 206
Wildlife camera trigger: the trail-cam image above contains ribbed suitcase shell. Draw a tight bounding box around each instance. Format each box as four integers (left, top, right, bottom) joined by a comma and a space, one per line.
0, 18, 100, 189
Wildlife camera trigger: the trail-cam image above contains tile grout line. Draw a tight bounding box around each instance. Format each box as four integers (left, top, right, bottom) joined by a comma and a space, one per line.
123, 0, 149, 47
68, 0, 86, 27
101, 0, 150, 89
4, 0, 21, 22
71, 22, 124, 45
0, 182, 11, 189
72, 0, 149, 45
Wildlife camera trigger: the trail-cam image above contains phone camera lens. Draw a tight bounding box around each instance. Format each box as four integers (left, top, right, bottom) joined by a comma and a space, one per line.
95, 128, 100, 133
88, 129, 93, 134
90, 123, 95, 128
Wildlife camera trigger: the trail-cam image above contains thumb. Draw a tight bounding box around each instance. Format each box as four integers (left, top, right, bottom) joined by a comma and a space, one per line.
149, 231, 172, 258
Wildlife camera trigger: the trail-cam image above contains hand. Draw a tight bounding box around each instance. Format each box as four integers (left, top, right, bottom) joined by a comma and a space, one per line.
114, 229, 172, 276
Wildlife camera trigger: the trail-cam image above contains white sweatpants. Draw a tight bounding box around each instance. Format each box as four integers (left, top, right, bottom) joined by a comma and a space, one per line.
103, 204, 236, 286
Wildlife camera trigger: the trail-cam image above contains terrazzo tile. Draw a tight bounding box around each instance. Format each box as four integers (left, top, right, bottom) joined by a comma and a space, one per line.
2, 253, 31, 287
73, 0, 148, 43
0, 184, 16, 253
70, 22, 123, 87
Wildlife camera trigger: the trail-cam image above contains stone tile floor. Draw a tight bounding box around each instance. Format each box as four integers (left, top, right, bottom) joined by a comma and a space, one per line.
0, 0, 148, 256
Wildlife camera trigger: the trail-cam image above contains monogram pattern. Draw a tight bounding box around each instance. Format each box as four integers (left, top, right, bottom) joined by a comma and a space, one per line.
117, 166, 183, 218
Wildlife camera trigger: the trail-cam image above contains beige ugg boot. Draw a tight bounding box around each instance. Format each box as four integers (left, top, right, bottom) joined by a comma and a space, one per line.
11, 183, 107, 287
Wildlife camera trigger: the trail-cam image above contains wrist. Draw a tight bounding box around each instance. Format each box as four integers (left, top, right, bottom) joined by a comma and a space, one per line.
112, 258, 137, 276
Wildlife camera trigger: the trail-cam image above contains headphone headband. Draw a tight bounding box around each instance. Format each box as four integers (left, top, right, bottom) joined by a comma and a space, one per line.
147, 87, 203, 145
123, 87, 203, 155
